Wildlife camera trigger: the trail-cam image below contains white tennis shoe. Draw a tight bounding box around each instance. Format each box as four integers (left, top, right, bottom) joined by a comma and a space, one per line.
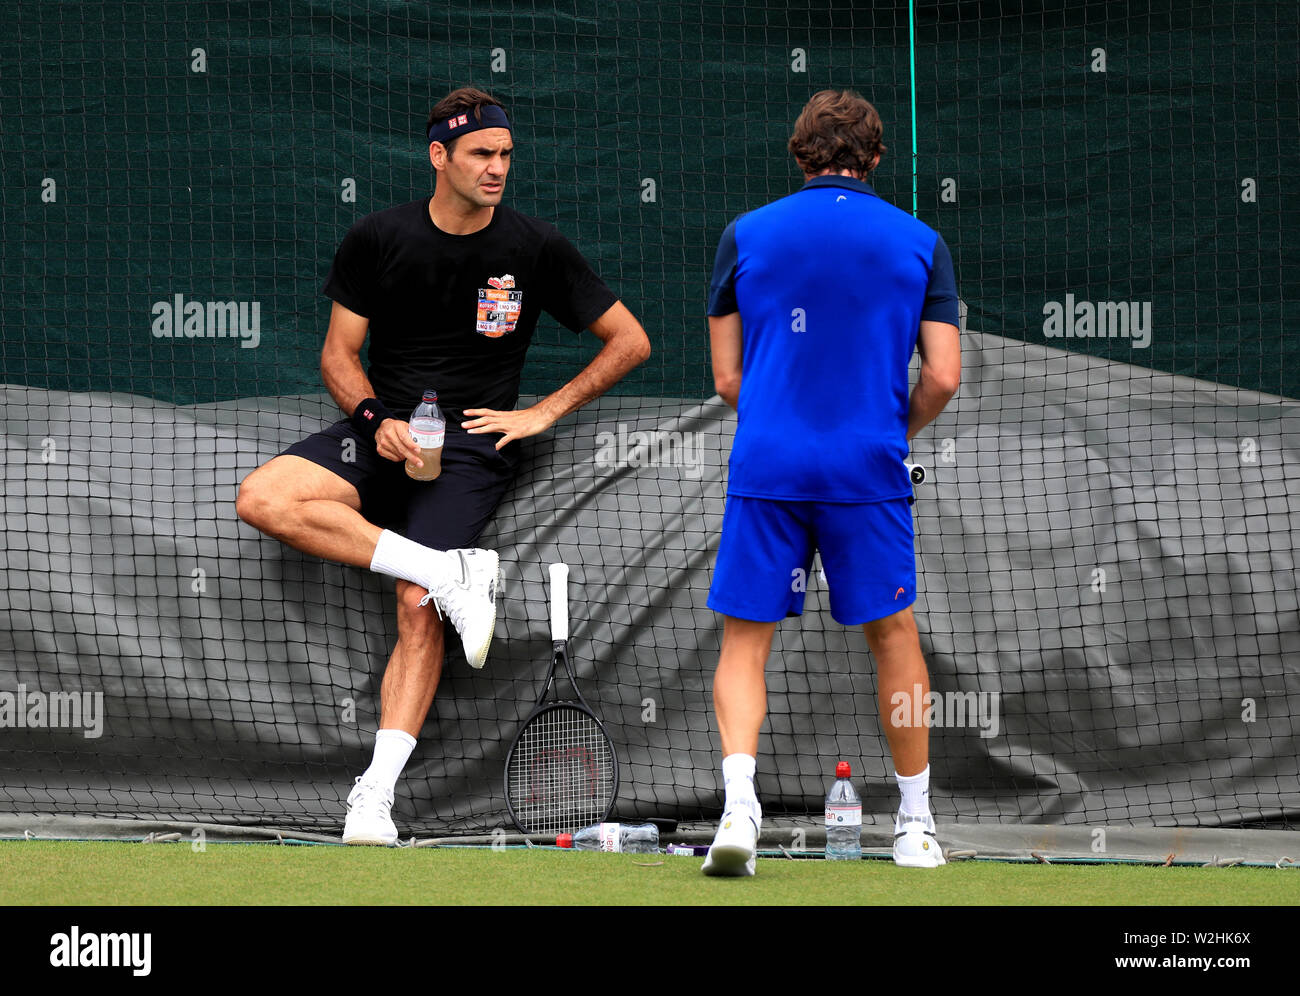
421, 548, 499, 669
342, 776, 398, 846
893, 810, 946, 868
702, 798, 761, 877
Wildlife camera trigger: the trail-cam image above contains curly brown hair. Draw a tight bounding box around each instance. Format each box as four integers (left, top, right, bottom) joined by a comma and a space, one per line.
425, 87, 509, 154
788, 89, 887, 178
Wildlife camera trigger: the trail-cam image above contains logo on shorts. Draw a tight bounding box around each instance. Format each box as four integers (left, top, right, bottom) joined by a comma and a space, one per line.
895, 587, 906, 600
477, 273, 522, 337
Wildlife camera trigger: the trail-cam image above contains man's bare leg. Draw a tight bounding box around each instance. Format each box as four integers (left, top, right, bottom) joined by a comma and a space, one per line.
713, 616, 779, 757
237, 454, 496, 668
237, 454, 497, 842
236, 453, 460, 591
864, 605, 930, 779
703, 615, 777, 876
381, 580, 447, 737
235, 455, 380, 567
866, 605, 945, 866
339, 580, 448, 844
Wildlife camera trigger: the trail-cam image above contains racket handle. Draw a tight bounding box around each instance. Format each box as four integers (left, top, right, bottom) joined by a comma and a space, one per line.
549, 562, 570, 643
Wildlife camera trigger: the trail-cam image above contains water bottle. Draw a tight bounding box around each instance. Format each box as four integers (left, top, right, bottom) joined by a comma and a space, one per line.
556, 822, 660, 854
406, 390, 445, 481
824, 761, 862, 860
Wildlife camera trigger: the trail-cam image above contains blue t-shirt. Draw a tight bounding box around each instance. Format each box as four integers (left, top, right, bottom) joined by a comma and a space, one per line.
708, 175, 959, 502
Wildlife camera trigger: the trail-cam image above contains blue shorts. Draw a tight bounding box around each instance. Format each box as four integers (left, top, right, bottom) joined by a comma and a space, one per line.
281, 416, 517, 551
707, 495, 917, 625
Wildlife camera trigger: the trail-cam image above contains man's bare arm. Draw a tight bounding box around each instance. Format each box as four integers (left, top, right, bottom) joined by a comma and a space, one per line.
320, 300, 375, 413
907, 319, 961, 442
462, 300, 651, 449
709, 312, 743, 410
320, 300, 421, 465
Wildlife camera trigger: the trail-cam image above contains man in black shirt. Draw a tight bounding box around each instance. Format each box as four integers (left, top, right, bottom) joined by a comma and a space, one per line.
236, 87, 650, 845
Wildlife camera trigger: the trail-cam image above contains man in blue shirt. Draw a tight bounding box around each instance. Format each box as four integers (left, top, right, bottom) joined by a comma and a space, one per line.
702, 89, 962, 875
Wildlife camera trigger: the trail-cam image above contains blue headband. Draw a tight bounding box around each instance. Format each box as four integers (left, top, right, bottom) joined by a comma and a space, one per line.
427, 105, 512, 145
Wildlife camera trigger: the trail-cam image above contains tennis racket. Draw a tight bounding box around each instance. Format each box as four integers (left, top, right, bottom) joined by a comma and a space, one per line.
904, 461, 926, 505
504, 562, 619, 836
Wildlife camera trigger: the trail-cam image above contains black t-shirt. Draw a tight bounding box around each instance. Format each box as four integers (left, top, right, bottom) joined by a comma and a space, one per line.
322, 199, 618, 417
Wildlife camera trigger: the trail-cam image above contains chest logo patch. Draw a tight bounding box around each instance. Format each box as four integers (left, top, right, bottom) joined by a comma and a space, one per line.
477, 273, 522, 338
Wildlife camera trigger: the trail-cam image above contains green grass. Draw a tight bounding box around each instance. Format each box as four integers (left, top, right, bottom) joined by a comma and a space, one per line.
1, 841, 1295, 905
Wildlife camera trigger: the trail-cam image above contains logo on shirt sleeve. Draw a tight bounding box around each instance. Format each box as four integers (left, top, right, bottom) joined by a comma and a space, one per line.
476, 273, 522, 337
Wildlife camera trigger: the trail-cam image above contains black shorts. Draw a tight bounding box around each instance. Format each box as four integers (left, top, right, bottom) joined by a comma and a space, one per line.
281, 417, 518, 550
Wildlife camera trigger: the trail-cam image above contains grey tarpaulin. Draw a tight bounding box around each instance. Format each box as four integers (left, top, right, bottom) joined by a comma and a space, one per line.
1, 331, 1298, 834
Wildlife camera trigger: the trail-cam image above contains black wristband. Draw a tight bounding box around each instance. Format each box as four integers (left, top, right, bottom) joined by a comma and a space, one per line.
351, 398, 394, 441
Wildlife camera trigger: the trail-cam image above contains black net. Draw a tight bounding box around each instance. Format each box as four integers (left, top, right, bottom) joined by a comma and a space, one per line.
1, 1, 1297, 835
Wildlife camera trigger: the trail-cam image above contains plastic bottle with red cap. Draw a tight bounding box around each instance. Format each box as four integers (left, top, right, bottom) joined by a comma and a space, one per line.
555, 822, 659, 854
824, 761, 862, 860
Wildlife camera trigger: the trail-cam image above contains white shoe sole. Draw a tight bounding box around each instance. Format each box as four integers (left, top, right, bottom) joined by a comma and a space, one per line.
702, 843, 756, 877
893, 855, 946, 868
702, 812, 759, 877
343, 819, 397, 846
343, 833, 397, 847
466, 561, 499, 669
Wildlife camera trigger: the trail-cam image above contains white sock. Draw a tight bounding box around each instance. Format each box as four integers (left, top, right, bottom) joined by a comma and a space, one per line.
895, 765, 931, 817
361, 729, 417, 793
722, 753, 759, 815
369, 530, 454, 591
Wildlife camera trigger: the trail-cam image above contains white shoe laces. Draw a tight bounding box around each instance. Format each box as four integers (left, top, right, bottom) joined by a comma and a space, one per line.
417, 551, 474, 629
351, 777, 393, 815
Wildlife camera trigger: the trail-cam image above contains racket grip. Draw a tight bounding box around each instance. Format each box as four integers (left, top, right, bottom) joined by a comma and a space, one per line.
549, 562, 570, 643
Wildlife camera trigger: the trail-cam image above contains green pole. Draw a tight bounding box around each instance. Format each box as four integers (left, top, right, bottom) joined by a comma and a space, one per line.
909, 0, 918, 217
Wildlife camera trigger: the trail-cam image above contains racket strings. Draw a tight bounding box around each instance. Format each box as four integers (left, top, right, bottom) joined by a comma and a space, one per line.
507, 706, 616, 835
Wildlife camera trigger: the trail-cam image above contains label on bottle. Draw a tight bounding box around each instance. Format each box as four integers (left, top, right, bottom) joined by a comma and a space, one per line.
409, 419, 444, 449
665, 844, 707, 856
825, 804, 862, 827
597, 822, 621, 852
